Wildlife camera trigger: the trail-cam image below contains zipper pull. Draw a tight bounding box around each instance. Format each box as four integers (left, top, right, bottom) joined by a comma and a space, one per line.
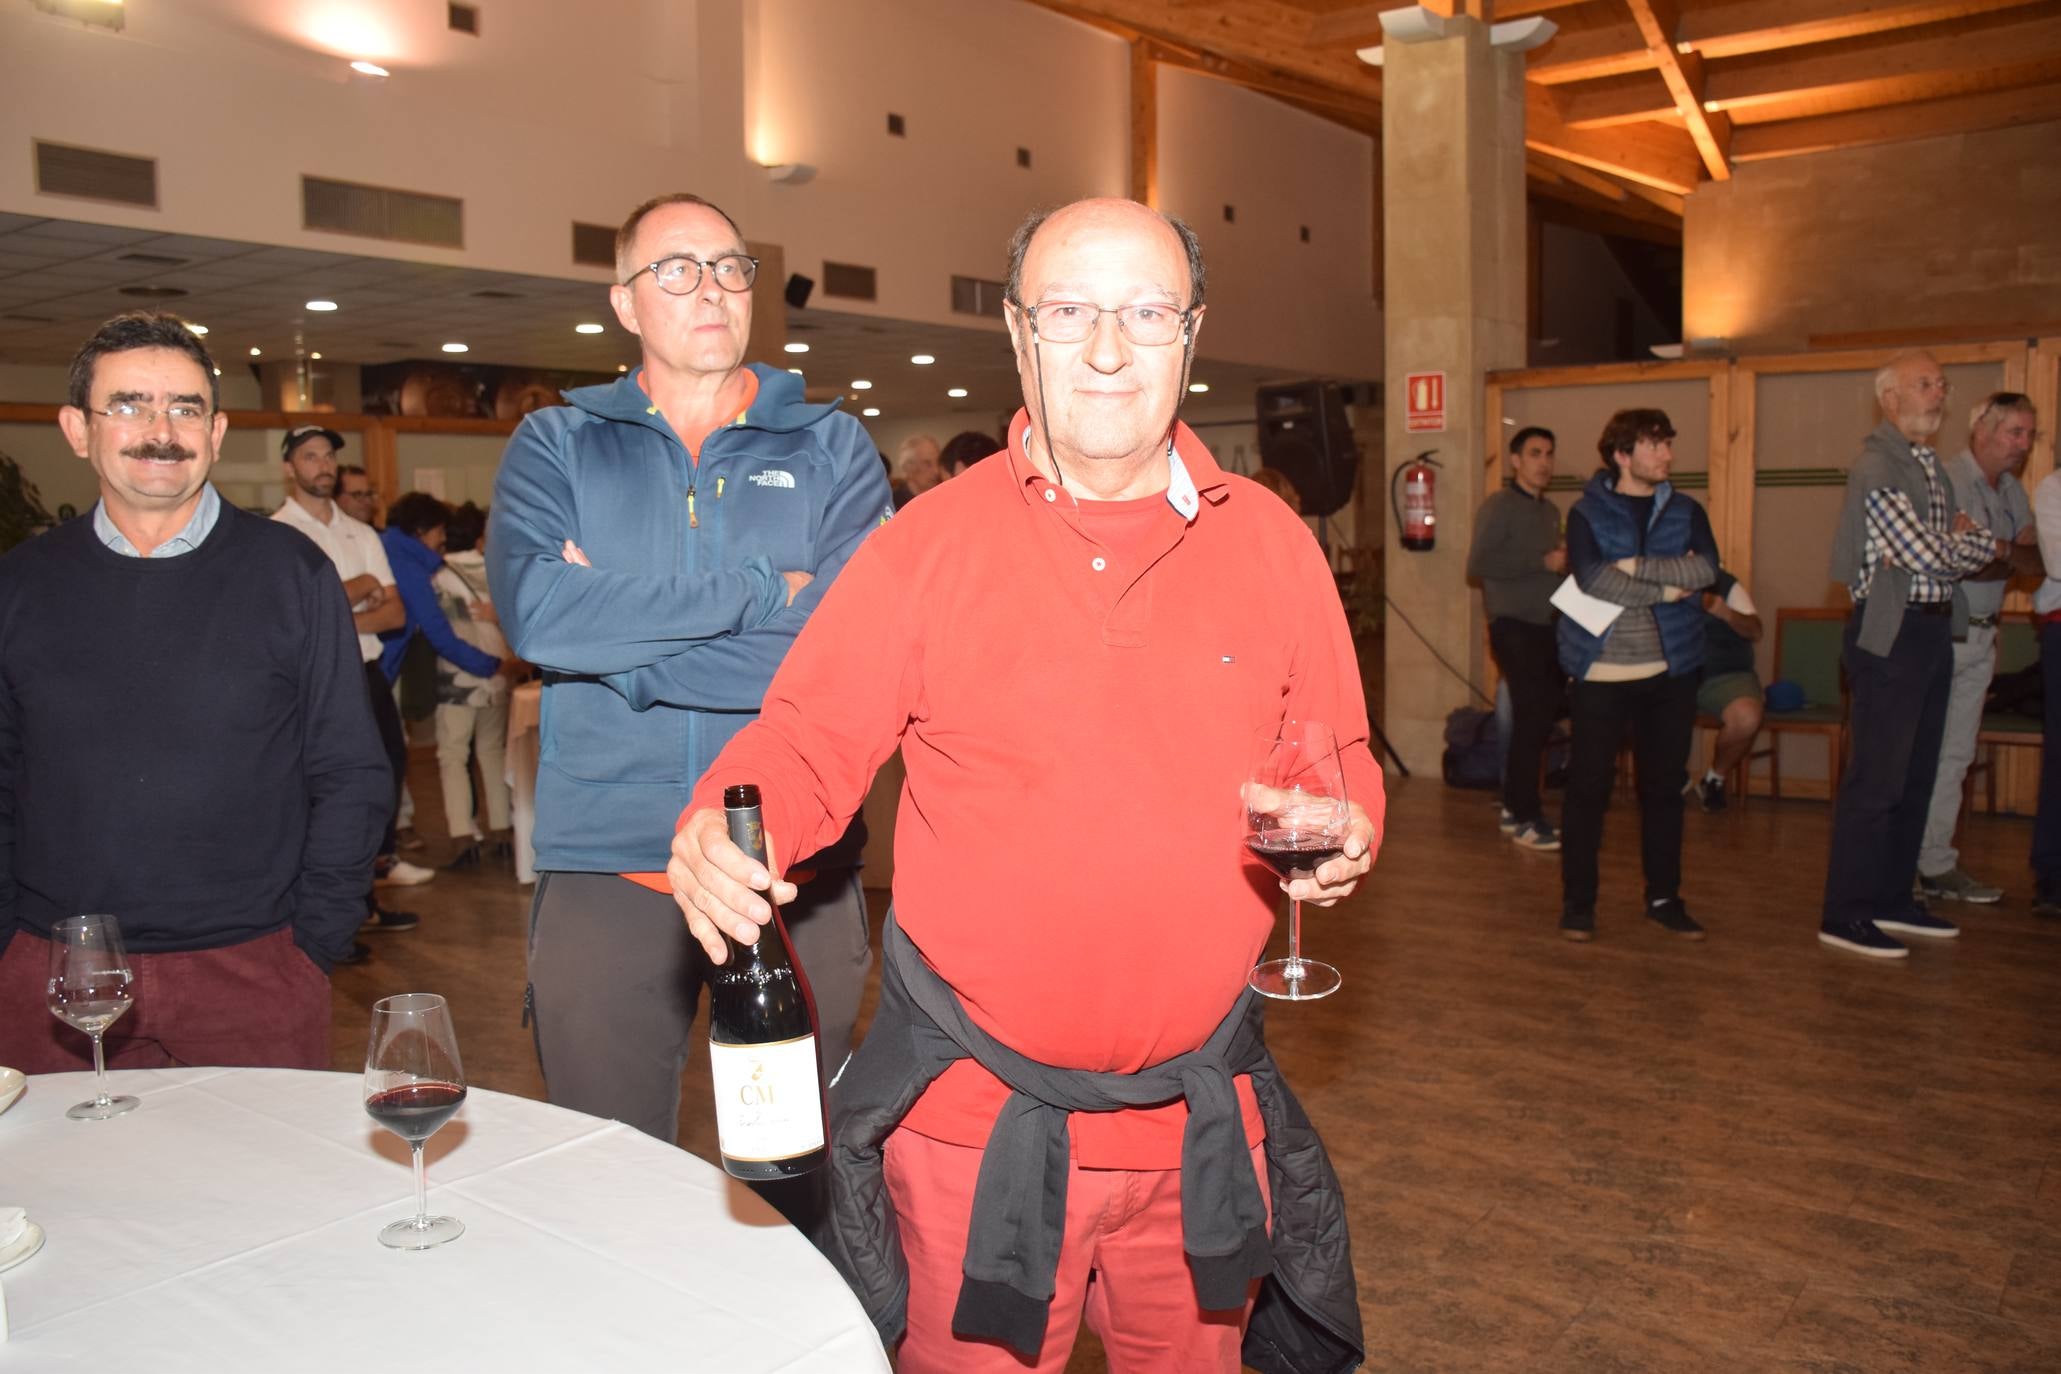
687, 484, 698, 529
716, 476, 725, 499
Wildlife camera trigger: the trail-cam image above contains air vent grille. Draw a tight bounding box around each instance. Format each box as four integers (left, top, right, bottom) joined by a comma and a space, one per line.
302, 176, 463, 248
571, 222, 615, 269
822, 261, 877, 301
950, 275, 1007, 319
34, 141, 157, 208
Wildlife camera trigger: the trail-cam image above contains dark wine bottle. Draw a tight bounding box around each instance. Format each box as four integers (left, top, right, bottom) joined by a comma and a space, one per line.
708, 784, 827, 1180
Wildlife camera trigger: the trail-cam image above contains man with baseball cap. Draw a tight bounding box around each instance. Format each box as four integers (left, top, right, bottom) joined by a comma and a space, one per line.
273, 425, 424, 955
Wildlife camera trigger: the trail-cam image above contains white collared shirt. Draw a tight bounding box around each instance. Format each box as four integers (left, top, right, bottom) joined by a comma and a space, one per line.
93, 484, 220, 559
272, 495, 397, 663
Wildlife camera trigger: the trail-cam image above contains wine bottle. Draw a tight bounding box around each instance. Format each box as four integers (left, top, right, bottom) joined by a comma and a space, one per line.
708, 784, 827, 1180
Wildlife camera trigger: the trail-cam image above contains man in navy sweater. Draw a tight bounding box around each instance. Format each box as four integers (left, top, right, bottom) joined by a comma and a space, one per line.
0, 312, 388, 1070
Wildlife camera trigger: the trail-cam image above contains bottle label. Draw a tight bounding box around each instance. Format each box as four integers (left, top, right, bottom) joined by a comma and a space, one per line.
709, 1034, 824, 1161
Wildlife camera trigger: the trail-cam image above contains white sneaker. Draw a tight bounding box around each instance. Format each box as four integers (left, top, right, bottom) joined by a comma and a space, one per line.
1498, 806, 1519, 835
375, 858, 436, 888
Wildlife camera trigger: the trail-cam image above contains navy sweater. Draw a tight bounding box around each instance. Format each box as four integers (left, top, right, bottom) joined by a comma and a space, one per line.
0, 503, 390, 970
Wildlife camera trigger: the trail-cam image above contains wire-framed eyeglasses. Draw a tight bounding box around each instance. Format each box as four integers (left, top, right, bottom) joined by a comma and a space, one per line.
1012, 298, 1194, 347
87, 401, 211, 428
626, 253, 760, 296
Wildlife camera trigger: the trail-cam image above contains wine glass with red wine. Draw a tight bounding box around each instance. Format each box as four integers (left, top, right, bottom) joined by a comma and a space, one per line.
364, 992, 467, 1250
1243, 720, 1349, 1001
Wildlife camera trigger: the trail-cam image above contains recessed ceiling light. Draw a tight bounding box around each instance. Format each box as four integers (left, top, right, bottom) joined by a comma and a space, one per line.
783, 342, 810, 354
947, 388, 969, 399
350, 60, 390, 78
862, 407, 881, 417
1188, 382, 1210, 394
617, 364, 629, 372
248, 346, 261, 356
185, 323, 208, 336
787, 367, 804, 376
574, 323, 604, 335
441, 342, 469, 353
850, 379, 873, 390
306, 300, 338, 312
212, 367, 222, 376
310, 351, 323, 360
910, 354, 935, 365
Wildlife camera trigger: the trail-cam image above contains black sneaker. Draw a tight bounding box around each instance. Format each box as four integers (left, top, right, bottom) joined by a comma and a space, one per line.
1875, 904, 1959, 940
337, 940, 372, 966
1560, 907, 1595, 942
1645, 897, 1706, 940
1818, 920, 1908, 959
444, 841, 482, 871
361, 905, 421, 934
2034, 877, 2061, 918
1695, 775, 1727, 812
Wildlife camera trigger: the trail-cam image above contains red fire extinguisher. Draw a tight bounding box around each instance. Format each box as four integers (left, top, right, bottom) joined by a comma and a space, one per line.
1392, 451, 1441, 551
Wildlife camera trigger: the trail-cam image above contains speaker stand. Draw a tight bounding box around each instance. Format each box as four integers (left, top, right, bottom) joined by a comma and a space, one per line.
1368, 710, 1409, 778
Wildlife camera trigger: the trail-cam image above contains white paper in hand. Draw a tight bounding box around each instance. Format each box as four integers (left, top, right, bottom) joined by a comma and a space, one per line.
1551, 576, 1624, 637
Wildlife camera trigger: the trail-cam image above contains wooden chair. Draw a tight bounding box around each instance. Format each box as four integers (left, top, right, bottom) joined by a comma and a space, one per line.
1966, 612, 2044, 813
1762, 608, 1851, 803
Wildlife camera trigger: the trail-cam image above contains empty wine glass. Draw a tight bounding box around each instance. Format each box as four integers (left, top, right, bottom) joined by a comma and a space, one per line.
1243, 721, 1350, 1001
364, 993, 467, 1250
46, 914, 138, 1120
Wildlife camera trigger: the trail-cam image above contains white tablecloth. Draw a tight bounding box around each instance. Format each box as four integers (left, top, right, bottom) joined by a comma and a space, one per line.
0, 1068, 888, 1371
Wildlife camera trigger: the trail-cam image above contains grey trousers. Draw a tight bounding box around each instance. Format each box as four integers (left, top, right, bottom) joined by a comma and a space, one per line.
1918, 624, 1997, 877
525, 867, 872, 1144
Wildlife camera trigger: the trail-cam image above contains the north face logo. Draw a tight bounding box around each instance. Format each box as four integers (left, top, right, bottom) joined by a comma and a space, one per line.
748, 469, 796, 489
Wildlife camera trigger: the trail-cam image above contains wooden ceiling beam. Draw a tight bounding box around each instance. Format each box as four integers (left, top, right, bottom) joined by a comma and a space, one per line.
1526, 0, 2048, 82
1730, 78, 2061, 160
1559, 72, 1677, 126
1530, 150, 1633, 200
1702, 10, 2061, 114
1622, 0, 1731, 178
1305, 1, 1391, 48
1526, 85, 1704, 193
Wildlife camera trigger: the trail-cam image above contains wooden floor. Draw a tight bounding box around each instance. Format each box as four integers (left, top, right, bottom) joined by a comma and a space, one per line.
336, 758, 2061, 1373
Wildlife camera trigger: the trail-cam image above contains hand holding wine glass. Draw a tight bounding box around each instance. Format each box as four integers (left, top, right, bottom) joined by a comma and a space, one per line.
1244, 721, 1351, 1001
364, 993, 467, 1250
46, 914, 138, 1120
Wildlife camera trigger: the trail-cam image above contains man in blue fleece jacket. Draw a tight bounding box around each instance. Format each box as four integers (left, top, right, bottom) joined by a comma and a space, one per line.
488, 193, 891, 1145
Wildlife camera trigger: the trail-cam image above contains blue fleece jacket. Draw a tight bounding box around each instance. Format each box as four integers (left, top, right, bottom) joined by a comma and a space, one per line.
378, 527, 502, 684
486, 364, 892, 874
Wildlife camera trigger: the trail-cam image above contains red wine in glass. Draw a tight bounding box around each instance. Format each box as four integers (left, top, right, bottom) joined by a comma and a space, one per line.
1243, 721, 1349, 1001
364, 993, 467, 1249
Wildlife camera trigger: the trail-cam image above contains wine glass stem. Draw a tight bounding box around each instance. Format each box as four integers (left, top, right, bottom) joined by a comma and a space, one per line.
411, 1141, 428, 1227
90, 1029, 110, 1105
1286, 898, 1304, 970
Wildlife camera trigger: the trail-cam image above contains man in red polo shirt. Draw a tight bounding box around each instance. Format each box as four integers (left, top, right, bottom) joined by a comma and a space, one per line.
668, 198, 1382, 1373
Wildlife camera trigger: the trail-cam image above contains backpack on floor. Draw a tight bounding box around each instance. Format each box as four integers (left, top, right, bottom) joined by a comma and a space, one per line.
1441, 707, 1501, 790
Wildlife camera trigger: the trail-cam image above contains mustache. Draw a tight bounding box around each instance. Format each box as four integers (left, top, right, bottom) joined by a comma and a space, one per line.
122, 441, 196, 462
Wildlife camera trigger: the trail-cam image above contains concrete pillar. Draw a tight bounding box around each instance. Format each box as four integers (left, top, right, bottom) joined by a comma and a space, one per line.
1380, 15, 1528, 773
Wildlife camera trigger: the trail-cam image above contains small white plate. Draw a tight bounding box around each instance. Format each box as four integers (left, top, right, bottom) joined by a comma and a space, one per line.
0, 1067, 22, 1116
0, 1221, 44, 1274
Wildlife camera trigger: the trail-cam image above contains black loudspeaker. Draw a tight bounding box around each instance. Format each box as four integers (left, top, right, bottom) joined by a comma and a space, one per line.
784, 273, 815, 309
1255, 382, 1357, 517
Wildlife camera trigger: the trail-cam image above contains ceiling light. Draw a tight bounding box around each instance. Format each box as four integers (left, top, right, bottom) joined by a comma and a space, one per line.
787, 367, 804, 376
185, 322, 208, 336
850, 379, 873, 390
575, 323, 604, 335
1188, 382, 1210, 394
306, 299, 338, 312
1676, 39, 1695, 53
947, 388, 969, 399
441, 342, 469, 353
350, 60, 390, 78
212, 367, 222, 376
783, 342, 810, 354
617, 364, 629, 373
310, 351, 323, 360
248, 346, 261, 356
862, 407, 881, 417
910, 354, 935, 365
763, 163, 818, 185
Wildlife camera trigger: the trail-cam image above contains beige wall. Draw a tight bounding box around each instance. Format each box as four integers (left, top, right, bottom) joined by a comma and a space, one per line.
3, 0, 1381, 381
1684, 120, 2061, 352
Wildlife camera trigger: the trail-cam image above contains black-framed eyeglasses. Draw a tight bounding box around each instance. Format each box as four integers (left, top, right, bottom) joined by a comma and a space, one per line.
88, 401, 211, 428
1010, 297, 1194, 347
626, 253, 759, 296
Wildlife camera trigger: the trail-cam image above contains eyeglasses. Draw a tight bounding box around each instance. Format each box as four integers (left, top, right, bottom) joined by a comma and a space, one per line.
88, 401, 211, 428
1012, 299, 1193, 347
1902, 377, 1952, 398
626, 253, 759, 295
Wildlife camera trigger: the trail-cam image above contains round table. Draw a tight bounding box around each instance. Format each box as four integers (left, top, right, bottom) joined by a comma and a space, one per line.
0, 1067, 889, 1370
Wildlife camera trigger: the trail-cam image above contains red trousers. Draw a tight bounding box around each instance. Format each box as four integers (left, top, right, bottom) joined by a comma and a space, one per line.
0, 925, 331, 1071
884, 1126, 1271, 1374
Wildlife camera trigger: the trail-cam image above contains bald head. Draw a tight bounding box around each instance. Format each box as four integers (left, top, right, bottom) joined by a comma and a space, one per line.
1874, 349, 1948, 444
1006, 199, 1205, 312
